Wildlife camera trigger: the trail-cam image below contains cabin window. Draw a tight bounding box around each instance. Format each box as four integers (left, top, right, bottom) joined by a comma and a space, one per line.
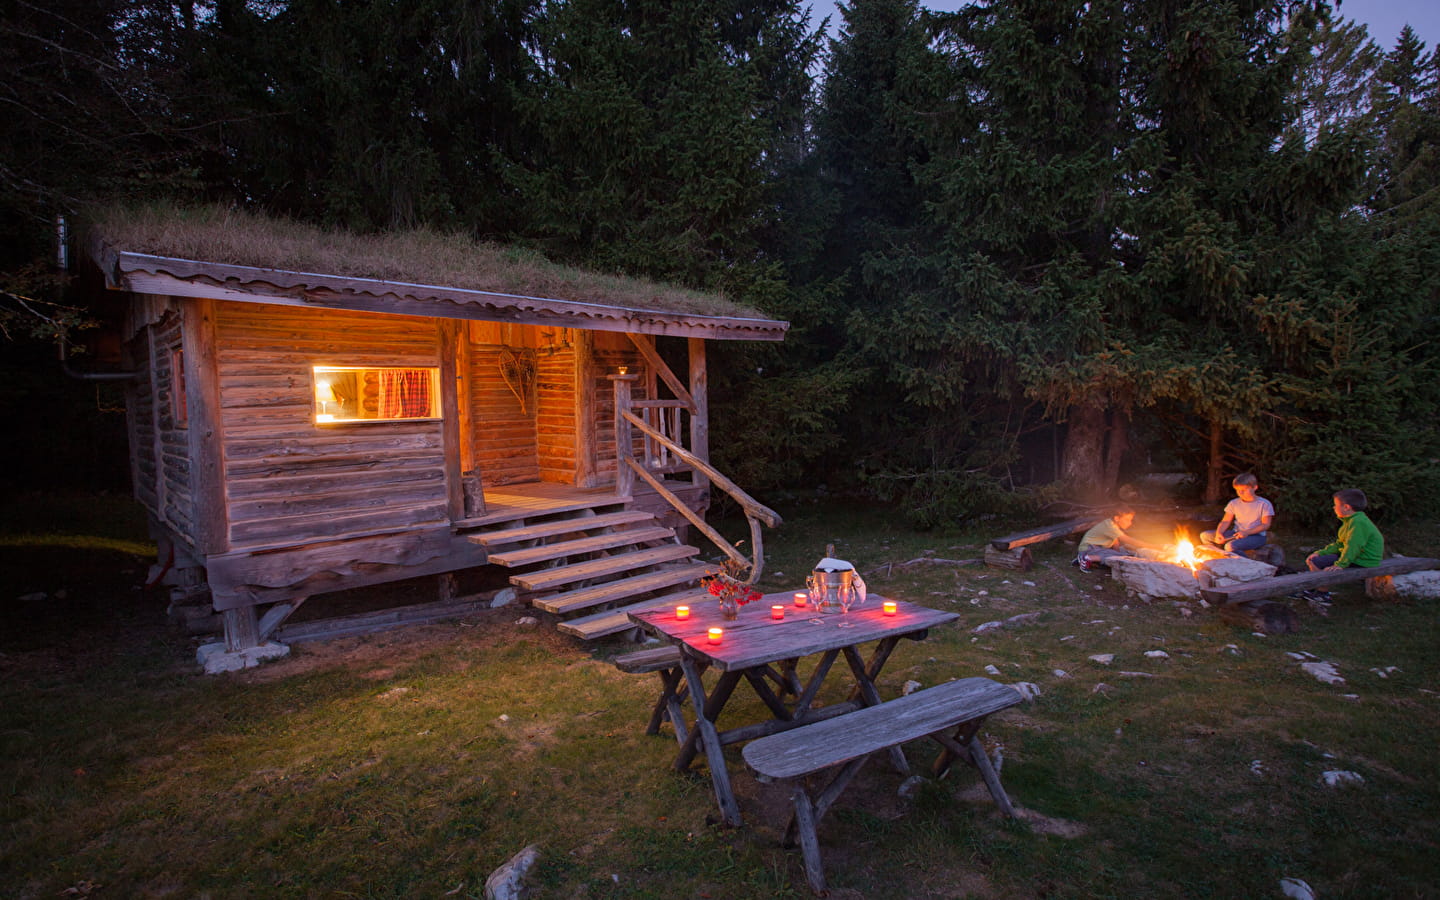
312, 366, 441, 423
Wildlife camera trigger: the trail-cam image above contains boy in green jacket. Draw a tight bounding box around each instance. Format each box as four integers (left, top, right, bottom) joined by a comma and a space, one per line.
1306, 488, 1384, 571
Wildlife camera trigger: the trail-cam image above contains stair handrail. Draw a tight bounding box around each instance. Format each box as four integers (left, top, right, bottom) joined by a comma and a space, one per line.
619, 407, 781, 583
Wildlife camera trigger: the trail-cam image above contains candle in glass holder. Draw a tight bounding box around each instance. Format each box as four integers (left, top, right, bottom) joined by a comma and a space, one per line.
771, 604, 785, 620
793, 591, 808, 608
882, 600, 898, 616
675, 605, 690, 620
707, 627, 723, 644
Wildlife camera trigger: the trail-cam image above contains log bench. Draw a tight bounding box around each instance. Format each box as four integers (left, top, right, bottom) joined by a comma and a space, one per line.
1199, 556, 1440, 606
986, 516, 1104, 571
741, 677, 1022, 894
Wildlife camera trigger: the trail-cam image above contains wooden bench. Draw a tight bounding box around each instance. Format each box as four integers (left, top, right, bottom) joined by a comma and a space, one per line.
1199, 556, 1440, 606
613, 646, 702, 744
742, 677, 1022, 894
986, 516, 1104, 570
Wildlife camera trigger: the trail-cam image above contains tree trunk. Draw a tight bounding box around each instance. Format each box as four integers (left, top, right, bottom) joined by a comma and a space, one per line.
1205, 420, 1224, 505
1103, 408, 1129, 492
1061, 399, 1109, 504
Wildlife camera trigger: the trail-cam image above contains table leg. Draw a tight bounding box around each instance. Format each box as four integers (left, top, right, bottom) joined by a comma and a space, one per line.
676, 667, 741, 770
791, 649, 840, 718
842, 644, 909, 774
677, 653, 743, 827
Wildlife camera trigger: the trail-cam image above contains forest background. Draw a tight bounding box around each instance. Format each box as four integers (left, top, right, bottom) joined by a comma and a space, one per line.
3, 0, 1438, 529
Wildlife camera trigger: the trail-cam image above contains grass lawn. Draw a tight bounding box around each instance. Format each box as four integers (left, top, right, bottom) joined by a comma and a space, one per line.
1, 492, 1437, 899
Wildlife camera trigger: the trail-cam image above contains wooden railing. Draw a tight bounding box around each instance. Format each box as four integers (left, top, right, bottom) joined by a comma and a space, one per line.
612, 374, 780, 582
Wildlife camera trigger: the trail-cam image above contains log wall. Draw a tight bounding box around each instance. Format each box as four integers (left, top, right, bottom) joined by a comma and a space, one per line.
467, 340, 540, 486
214, 302, 447, 548
126, 309, 198, 546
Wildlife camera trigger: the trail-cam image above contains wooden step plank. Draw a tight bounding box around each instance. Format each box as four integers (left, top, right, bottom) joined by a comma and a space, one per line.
557, 587, 712, 640
468, 510, 654, 547
487, 526, 675, 567
510, 545, 700, 591
531, 565, 711, 615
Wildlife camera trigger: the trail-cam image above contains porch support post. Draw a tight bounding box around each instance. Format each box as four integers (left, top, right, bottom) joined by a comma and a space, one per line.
610, 372, 640, 498
575, 330, 599, 488
438, 320, 465, 521
688, 338, 710, 494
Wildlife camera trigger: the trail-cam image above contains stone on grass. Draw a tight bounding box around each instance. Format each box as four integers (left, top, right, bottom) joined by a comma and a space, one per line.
1196, 556, 1276, 589
1366, 569, 1440, 601
1108, 557, 1199, 601
1300, 661, 1345, 685
1280, 877, 1316, 900
515, 616, 539, 626
1088, 654, 1115, 666
486, 844, 541, 900
1092, 683, 1111, 695
1369, 666, 1399, 679
1010, 682, 1042, 701
196, 640, 290, 675
1319, 770, 1364, 788
973, 621, 1003, 635
1144, 650, 1169, 660
1051, 669, 1070, 679
902, 680, 922, 695
984, 664, 1001, 676
489, 587, 518, 608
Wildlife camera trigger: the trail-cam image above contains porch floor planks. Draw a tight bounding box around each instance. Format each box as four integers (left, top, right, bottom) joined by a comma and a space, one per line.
510, 545, 700, 592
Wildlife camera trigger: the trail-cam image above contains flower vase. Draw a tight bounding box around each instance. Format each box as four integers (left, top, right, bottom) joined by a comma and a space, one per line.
719, 595, 739, 620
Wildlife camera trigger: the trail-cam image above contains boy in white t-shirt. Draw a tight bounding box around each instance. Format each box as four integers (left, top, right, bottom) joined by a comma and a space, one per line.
1201, 473, 1275, 554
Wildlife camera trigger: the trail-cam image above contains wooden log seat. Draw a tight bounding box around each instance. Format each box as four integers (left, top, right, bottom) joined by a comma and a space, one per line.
989, 516, 1104, 551
742, 677, 1022, 895
1199, 556, 1440, 606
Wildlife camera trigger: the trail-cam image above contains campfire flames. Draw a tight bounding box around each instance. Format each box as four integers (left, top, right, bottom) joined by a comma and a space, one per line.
1169, 527, 1227, 574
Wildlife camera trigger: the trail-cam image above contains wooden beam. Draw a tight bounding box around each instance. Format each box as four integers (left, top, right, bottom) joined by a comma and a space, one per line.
626, 333, 695, 410
437, 320, 465, 522
182, 298, 229, 555
1199, 557, 1440, 605
575, 330, 599, 488
688, 337, 710, 494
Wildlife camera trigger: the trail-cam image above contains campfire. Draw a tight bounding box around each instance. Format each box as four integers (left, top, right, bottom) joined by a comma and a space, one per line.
1168, 528, 1228, 574
1107, 527, 1278, 602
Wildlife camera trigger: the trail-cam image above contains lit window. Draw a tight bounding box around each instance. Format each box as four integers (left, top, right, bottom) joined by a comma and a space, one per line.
313, 366, 441, 423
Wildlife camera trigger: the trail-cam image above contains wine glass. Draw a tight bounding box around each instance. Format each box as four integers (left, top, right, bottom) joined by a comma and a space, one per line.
807, 574, 826, 611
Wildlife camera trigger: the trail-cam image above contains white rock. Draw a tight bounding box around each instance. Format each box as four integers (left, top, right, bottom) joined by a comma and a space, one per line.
1117, 671, 1154, 678
983, 665, 1001, 676
1010, 682, 1042, 701
1196, 556, 1276, 588
897, 774, 927, 798
1320, 769, 1364, 788
902, 680, 922, 695
1089, 654, 1115, 666
1373, 569, 1440, 600
1052, 669, 1070, 679
489, 587, 518, 608
1369, 666, 1400, 679
1249, 759, 1266, 777
1092, 683, 1111, 695
196, 640, 291, 674
1023, 581, 1036, 586
516, 616, 539, 626
1280, 877, 1316, 900
1220, 644, 1242, 656
1109, 557, 1200, 601
1300, 661, 1345, 685
1005, 612, 1041, 627
1144, 650, 1170, 660
485, 844, 541, 900
976, 590, 989, 596
973, 620, 1003, 634
1286, 651, 1317, 661
1060, 634, 1076, 641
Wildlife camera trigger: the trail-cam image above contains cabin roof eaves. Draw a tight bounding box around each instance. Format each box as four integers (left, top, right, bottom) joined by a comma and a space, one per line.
97, 247, 790, 342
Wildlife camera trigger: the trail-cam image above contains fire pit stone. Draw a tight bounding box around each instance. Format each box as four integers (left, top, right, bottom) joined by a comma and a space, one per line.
1109, 557, 1201, 602
1196, 556, 1277, 589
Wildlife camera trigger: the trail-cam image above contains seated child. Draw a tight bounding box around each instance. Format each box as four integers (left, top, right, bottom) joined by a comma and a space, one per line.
1306, 488, 1384, 571
1076, 505, 1166, 571
1201, 473, 1275, 554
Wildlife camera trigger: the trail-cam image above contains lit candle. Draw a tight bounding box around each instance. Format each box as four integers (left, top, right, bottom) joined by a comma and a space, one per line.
707, 627, 723, 644
771, 605, 785, 620
882, 600, 897, 616
793, 591, 808, 608
675, 605, 690, 620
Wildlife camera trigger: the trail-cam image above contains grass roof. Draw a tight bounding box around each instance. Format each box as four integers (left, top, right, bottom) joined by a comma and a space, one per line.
86, 203, 771, 321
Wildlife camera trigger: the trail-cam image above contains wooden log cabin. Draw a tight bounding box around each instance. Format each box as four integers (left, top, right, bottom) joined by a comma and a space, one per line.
83, 209, 786, 656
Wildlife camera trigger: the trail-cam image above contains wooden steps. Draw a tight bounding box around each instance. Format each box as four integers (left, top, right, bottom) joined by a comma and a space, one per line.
465, 506, 712, 641
557, 586, 711, 640
531, 564, 711, 615
484, 526, 676, 567
509, 545, 700, 592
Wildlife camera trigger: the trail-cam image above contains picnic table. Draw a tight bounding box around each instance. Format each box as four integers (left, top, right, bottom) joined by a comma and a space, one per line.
628, 593, 959, 827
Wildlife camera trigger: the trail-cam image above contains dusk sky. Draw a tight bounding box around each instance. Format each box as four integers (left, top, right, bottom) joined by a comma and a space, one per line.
811, 0, 1440, 51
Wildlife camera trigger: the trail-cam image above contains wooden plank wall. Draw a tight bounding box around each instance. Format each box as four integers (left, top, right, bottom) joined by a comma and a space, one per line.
535, 346, 577, 483
467, 339, 540, 486
127, 332, 159, 513
149, 312, 197, 539
214, 302, 447, 548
